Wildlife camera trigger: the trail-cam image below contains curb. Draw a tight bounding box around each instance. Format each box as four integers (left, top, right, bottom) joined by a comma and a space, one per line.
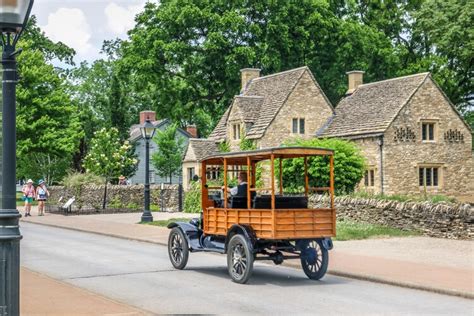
22, 220, 473, 300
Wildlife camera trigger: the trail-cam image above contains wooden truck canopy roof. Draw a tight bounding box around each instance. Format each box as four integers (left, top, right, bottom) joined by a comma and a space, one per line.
200, 146, 334, 165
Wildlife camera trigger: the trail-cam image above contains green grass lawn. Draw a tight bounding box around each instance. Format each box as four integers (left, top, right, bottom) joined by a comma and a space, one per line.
141, 218, 191, 227
142, 218, 417, 241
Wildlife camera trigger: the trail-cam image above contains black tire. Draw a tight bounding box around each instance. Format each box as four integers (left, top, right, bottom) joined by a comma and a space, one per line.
168, 227, 189, 270
227, 234, 254, 284
300, 239, 328, 280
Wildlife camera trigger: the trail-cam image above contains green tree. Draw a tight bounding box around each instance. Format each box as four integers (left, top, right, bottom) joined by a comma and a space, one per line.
16, 24, 82, 183
152, 124, 185, 183
120, 0, 397, 136
83, 128, 138, 209
240, 129, 256, 151
281, 138, 366, 195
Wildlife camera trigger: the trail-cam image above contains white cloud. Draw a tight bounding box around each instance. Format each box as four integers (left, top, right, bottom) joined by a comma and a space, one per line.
42, 8, 93, 56
105, 2, 142, 36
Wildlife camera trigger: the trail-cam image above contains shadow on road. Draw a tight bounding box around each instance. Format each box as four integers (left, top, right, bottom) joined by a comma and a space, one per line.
186, 265, 349, 287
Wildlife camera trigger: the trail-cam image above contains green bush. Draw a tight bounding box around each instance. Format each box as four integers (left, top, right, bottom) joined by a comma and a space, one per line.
62, 172, 104, 188
184, 181, 202, 213
126, 202, 140, 210
349, 191, 457, 203
281, 138, 366, 195
108, 197, 124, 209
150, 204, 160, 212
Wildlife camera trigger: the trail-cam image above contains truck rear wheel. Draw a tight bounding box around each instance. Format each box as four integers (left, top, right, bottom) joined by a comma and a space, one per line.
300, 239, 328, 280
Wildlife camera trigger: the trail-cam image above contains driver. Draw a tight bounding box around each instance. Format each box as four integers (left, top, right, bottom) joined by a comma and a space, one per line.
222, 171, 248, 197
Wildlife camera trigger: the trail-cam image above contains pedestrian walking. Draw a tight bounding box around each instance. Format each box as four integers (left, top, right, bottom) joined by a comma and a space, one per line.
36, 179, 50, 216
22, 179, 35, 217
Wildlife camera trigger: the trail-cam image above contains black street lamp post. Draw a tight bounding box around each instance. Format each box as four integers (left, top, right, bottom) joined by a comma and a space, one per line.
0, 1, 34, 315
140, 119, 156, 222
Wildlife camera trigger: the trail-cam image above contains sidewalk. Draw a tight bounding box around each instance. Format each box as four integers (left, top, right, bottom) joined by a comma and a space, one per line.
21, 207, 473, 299
21, 267, 150, 315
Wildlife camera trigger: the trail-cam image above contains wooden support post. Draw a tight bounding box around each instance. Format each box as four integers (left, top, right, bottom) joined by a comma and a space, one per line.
251, 161, 256, 188
247, 157, 251, 209
279, 158, 283, 195
304, 157, 309, 197
330, 155, 336, 234
201, 161, 207, 211
223, 158, 228, 209
270, 154, 275, 210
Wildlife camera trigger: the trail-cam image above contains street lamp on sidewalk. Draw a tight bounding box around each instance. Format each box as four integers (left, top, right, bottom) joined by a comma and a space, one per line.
140, 119, 156, 222
0, 0, 34, 314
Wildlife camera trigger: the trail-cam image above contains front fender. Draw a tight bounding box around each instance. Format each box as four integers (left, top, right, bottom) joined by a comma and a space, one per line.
167, 222, 201, 251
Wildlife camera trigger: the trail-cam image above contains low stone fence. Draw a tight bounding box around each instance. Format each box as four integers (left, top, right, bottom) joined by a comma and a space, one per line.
47, 184, 182, 214
310, 195, 473, 239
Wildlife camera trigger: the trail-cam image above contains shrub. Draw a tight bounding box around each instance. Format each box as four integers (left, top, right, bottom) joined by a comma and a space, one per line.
281, 138, 366, 195
62, 172, 104, 188
184, 181, 202, 213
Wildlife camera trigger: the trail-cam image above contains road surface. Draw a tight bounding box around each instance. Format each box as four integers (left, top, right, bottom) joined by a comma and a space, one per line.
21, 223, 473, 315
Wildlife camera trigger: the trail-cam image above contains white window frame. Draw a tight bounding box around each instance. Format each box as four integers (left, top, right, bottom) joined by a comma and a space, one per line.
291, 117, 305, 135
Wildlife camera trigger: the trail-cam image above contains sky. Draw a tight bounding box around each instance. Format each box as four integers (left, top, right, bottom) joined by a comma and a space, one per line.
33, 0, 151, 63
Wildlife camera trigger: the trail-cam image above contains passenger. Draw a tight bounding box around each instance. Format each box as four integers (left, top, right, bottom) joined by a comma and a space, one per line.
222, 171, 248, 197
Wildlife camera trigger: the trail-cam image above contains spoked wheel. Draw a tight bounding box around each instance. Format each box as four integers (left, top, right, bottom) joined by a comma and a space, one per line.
227, 234, 254, 284
168, 227, 189, 270
300, 239, 328, 280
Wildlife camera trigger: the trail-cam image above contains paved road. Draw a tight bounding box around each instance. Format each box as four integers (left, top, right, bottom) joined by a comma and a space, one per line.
21, 223, 473, 315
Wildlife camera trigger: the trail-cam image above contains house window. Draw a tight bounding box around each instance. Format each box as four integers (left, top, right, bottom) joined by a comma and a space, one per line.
206, 167, 220, 180
232, 123, 241, 140
419, 167, 439, 187
292, 118, 305, 134
421, 122, 435, 141
187, 167, 195, 183
364, 169, 375, 187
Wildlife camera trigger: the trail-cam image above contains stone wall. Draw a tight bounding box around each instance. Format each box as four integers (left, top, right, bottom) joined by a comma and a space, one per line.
48, 184, 182, 213
310, 195, 473, 239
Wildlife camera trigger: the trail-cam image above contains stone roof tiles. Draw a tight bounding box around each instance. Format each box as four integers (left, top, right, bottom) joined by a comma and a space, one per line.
208, 66, 308, 141
183, 138, 220, 162
320, 72, 430, 138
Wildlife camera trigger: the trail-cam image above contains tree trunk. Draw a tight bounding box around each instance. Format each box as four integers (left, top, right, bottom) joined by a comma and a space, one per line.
102, 178, 108, 210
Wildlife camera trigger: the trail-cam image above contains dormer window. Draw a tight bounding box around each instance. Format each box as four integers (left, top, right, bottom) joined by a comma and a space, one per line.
292, 118, 305, 134
232, 123, 241, 140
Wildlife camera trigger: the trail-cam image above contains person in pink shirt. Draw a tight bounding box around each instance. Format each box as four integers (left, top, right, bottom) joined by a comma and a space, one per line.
22, 179, 36, 217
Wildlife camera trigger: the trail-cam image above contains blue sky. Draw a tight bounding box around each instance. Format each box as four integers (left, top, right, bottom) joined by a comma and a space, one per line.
33, 0, 150, 63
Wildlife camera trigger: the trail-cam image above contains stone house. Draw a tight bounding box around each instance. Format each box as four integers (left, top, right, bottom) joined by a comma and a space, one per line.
182, 67, 335, 189
318, 71, 473, 198
183, 67, 473, 198
182, 139, 220, 190
129, 111, 195, 185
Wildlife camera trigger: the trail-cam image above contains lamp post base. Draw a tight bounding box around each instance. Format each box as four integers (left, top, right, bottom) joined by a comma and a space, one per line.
0, 209, 22, 316
141, 210, 153, 223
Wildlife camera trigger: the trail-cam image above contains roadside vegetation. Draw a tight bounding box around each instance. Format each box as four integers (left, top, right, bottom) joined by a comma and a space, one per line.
142, 218, 418, 241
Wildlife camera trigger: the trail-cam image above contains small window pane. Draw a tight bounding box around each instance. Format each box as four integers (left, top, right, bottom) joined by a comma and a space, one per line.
299, 118, 305, 134
426, 168, 432, 186
370, 170, 375, 186
428, 124, 434, 140
419, 168, 424, 186
433, 168, 438, 186
422, 124, 427, 140
292, 118, 298, 133
364, 171, 369, 186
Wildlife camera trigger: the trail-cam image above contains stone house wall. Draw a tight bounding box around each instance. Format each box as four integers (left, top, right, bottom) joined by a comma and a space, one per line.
259, 71, 333, 148
383, 78, 473, 198
310, 195, 473, 239
48, 184, 182, 213
353, 137, 382, 194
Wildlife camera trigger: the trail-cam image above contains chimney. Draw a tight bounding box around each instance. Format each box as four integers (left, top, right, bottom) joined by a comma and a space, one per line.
240, 68, 260, 91
346, 70, 365, 95
186, 125, 198, 138
139, 110, 156, 124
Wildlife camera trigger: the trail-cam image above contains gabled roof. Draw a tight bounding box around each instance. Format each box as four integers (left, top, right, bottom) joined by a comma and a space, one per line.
209, 66, 332, 141
319, 73, 430, 138
129, 119, 193, 142
183, 138, 220, 162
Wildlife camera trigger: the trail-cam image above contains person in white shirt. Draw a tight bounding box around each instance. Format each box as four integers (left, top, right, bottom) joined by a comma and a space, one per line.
222, 171, 248, 197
